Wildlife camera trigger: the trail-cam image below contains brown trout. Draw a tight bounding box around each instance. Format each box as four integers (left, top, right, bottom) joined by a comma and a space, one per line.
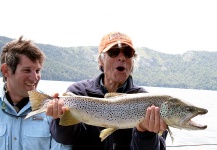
25, 90, 208, 142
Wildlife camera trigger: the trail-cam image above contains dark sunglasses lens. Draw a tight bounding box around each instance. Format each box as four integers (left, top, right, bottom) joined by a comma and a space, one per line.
107, 48, 120, 58
107, 46, 135, 58
124, 47, 135, 58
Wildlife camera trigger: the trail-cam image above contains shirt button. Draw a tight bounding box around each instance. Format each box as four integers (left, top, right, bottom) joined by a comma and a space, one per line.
13, 137, 17, 141
113, 143, 116, 149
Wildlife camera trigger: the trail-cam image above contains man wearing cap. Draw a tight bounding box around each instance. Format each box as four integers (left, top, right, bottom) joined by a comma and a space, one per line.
47, 31, 167, 150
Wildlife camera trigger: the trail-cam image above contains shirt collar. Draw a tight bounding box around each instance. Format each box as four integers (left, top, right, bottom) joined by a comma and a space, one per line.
4, 85, 29, 112
100, 76, 127, 94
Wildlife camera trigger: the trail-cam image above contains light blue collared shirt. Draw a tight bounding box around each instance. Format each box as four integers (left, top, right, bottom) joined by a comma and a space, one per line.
0, 83, 72, 150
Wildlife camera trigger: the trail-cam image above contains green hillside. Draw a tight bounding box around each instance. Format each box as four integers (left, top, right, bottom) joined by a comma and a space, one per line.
1, 36, 217, 90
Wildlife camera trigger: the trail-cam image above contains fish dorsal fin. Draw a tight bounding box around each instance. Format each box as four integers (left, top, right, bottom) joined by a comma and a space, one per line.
104, 92, 126, 98
62, 92, 76, 96
59, 107, 80, 126
28, 90, 52, 111
99, 128, 117, 141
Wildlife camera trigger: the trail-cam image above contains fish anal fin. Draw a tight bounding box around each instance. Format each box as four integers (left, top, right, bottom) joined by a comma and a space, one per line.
59, 108, 80, 126
100, 128, 117, 141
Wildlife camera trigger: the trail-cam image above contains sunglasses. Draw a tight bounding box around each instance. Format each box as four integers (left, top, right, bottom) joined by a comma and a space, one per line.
107, 45, 135, 58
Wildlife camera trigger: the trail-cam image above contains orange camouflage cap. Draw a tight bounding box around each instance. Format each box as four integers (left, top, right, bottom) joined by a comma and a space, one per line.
98, 31, 134, 54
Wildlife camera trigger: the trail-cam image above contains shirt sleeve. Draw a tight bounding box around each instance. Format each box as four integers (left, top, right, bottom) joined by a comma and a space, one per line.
50, 119, 73, 145
50, 138, 72, 150
50, 118, 83, 145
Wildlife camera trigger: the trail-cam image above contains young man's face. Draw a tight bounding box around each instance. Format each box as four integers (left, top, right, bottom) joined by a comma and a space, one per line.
5, 55, 42, 101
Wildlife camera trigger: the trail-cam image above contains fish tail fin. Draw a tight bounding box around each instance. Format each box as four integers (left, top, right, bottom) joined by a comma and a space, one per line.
25, 90, 52, 119
25, 107, 47, 119
28, 90, 52, 111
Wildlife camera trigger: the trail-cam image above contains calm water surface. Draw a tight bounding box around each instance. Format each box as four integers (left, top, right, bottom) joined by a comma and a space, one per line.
38, 80, 217, 150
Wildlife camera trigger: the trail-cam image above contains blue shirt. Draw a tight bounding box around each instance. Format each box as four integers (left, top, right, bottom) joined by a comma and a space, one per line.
0, 83, 72, 150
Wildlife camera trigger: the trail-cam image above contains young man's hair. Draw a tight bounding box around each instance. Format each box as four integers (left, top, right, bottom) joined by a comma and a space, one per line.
1, 36, 45, 81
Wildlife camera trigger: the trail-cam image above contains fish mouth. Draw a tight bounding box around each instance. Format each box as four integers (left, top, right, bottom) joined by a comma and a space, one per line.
187, 120, 207, 129
183, 108, 208, 130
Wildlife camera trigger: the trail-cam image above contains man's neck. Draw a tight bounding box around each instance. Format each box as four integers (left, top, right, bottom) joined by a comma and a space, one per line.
101, 77, 127, 93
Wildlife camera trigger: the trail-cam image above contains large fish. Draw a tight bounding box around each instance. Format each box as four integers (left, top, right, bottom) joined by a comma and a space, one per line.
25, 90, 208, 142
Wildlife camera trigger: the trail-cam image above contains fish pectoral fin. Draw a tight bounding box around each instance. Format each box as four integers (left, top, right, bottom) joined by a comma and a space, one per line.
158, 126, 174, 144
167, 126, 174, 144
99, 128, 117, 142
104, 93, 126, 98
59, 109, 80, 126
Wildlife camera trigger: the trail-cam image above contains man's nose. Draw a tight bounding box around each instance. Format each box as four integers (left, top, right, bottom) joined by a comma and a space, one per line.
118, 51, 126, 61
29, 72, 39, 81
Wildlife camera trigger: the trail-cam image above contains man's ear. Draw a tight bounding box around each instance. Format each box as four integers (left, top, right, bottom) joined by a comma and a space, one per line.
98, 54, 104, 66
1, 63, 9, 78
98, 59, 103, 66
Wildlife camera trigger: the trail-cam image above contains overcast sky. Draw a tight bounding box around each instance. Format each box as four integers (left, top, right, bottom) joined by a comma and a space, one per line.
0, 0, 216, 54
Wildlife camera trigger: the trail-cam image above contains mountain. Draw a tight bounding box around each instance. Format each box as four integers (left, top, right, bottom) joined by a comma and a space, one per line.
1, 35, 217, 90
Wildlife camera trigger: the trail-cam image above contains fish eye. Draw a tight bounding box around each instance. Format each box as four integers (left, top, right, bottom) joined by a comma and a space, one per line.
186, 107, 192, 111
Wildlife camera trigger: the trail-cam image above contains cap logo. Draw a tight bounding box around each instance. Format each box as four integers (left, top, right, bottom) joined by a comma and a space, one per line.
109, 32, 127, 41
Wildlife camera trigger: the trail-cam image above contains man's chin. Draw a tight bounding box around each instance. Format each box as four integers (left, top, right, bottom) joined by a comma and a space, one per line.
26, 86, 36, 91
113, 77, 128, 84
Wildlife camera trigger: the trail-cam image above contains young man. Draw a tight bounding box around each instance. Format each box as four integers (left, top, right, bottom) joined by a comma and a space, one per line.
47, 31, 167, 150
0, 36, 71, 150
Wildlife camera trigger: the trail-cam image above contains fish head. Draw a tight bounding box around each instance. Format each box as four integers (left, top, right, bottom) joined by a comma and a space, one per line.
160, 98, 208, 130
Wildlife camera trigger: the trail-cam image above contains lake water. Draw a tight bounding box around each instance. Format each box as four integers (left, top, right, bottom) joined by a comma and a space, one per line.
38, 80, 217, 150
